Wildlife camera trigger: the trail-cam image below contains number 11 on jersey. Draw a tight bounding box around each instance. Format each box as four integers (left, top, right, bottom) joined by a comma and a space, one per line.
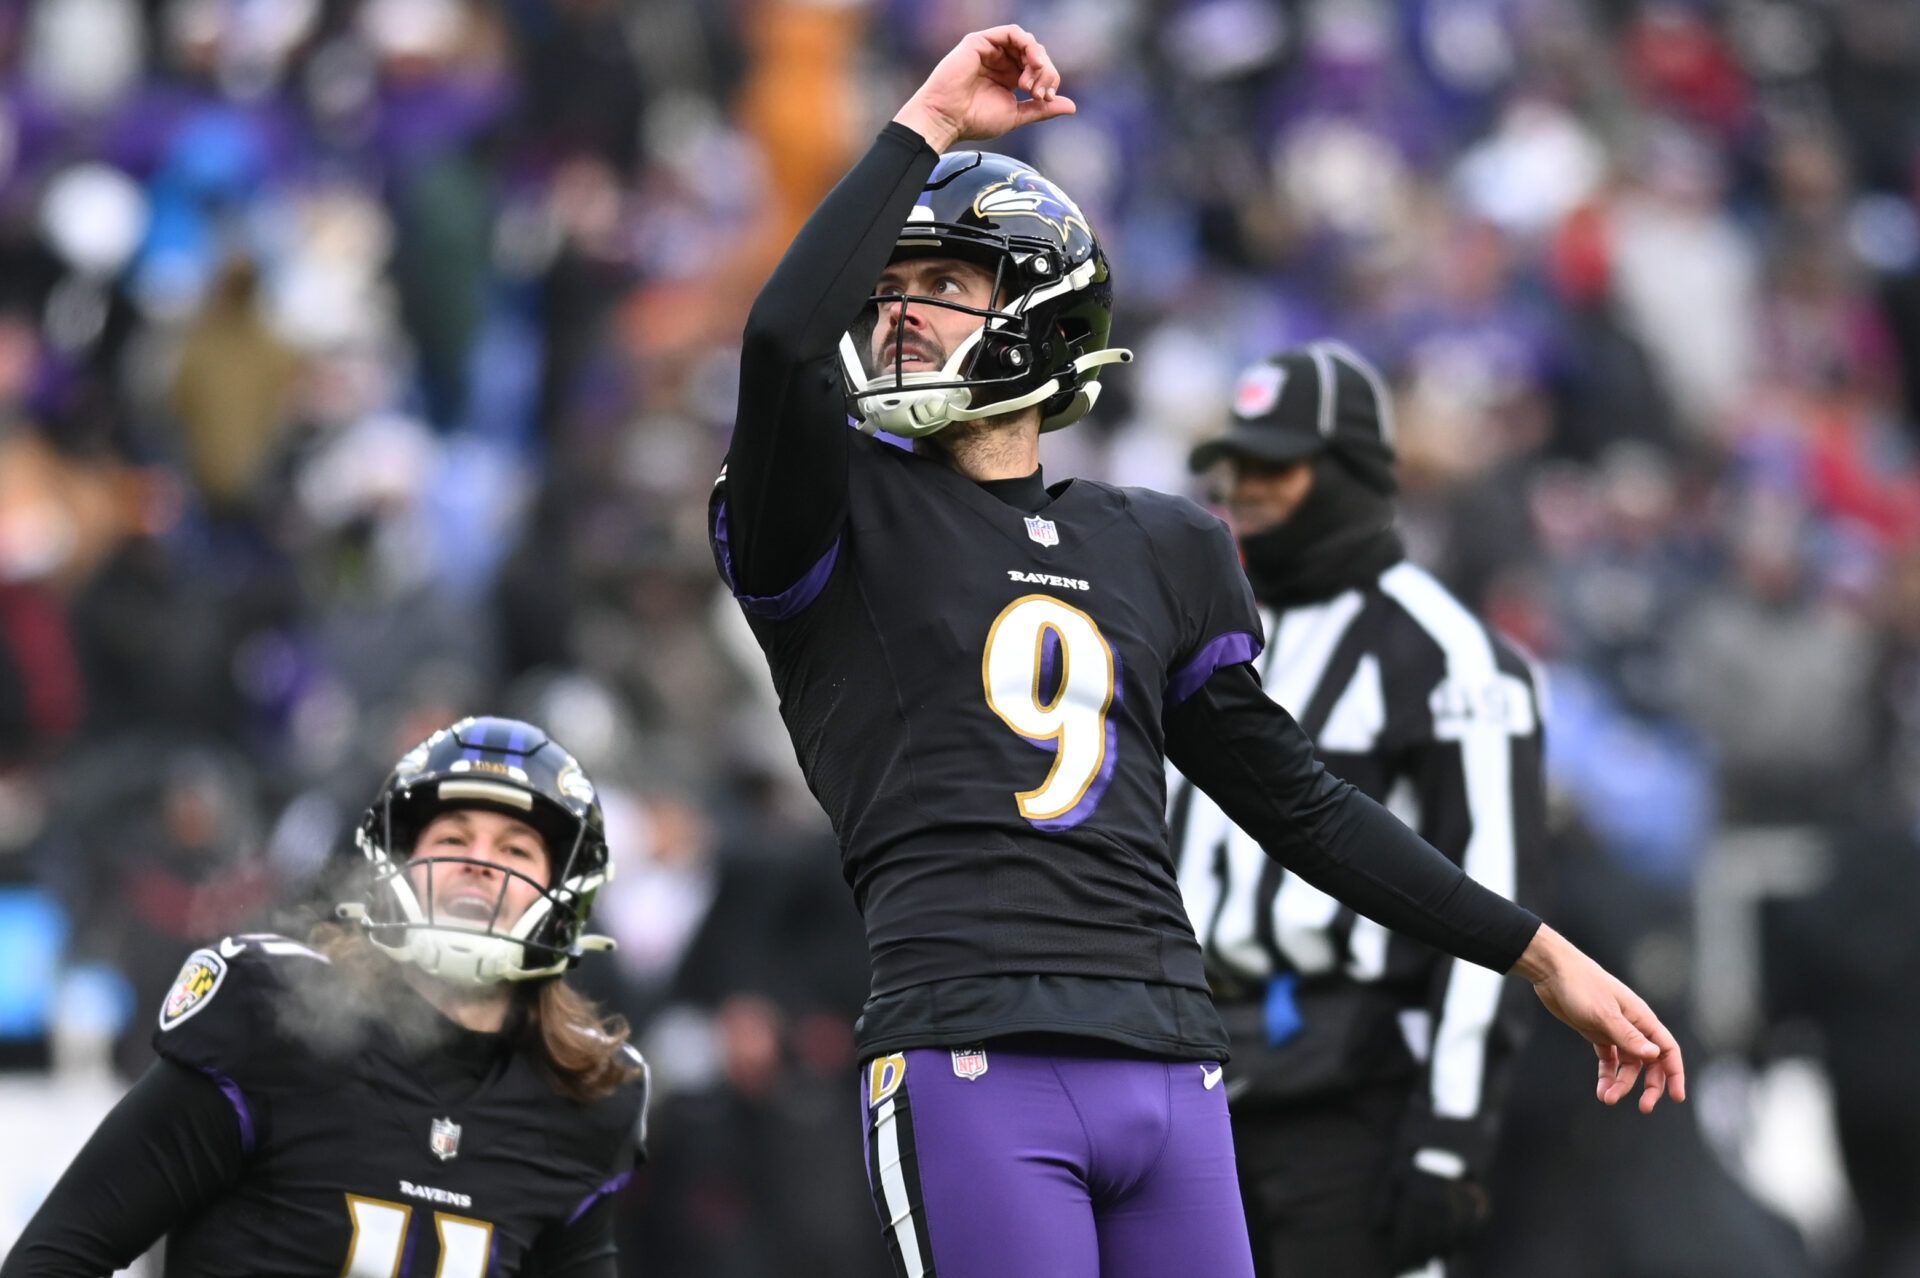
342, 1195, 492, 1278
982, 594, 1117, 827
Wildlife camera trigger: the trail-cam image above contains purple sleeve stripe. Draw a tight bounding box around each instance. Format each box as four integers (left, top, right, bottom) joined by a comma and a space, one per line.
1166, 630, 1263, 708
200, 1069, 256, 1154
566, 1170, 633, 1225
712, 501, 840, 620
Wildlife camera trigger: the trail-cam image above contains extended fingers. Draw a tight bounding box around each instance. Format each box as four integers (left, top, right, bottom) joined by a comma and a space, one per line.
1599, 1046, 1645, 1106
1012, 93, 1077, 126
1593, 996, 1687, 1111
1627, 1000, 1687, 1107
1661, 1039, 1687, 1105
1023, 38, 1060, 100
976, 25, 1061, 99
1638, 1059, 1669, 1114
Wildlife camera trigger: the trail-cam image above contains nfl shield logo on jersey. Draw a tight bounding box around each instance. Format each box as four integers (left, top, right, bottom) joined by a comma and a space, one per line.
1023, 515, 1058, 547
950, 1047, 989, 1081
429, 1117, 462, 1161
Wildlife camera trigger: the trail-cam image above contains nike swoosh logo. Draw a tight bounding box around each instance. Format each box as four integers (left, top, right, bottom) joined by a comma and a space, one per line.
1200, 1065, 1224, 1091
218, 937, 245, 959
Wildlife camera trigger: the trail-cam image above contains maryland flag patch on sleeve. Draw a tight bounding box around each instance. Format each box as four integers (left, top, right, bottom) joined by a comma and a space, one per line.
159, 948, 229, 1030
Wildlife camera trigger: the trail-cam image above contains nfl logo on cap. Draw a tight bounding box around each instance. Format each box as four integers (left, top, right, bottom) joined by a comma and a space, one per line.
1024, 515, 1058, 547
951, 1047, 989, 1081
1235, 362, 1288, 418
430, 1117, 462, 1161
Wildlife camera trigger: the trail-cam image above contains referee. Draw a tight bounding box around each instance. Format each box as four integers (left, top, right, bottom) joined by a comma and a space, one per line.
1172, 343, 1546, 1278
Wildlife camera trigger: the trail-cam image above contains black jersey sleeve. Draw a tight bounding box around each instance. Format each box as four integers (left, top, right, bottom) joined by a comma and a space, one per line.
1141, 496, 1266, 707
525, 1049, 645, 1278
520, 1192, 618, 1278
0, 1060, 246, 1278
714, 122, 940, 607
1165, 662, 1542, 973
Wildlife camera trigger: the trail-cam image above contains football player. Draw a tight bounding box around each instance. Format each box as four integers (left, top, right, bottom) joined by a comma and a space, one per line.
2, 717, 649, 1278
711, 25, 1682, 1278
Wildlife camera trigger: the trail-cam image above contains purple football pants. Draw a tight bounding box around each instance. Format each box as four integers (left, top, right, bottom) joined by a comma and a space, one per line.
860, 1043, 1257, 1278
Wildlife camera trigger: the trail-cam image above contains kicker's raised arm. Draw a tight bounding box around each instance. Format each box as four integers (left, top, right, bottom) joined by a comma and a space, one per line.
721, 125, 939, 599
720, 25, 1076, 602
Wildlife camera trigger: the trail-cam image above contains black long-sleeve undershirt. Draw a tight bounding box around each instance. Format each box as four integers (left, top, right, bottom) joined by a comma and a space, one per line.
1166, 662, 1542, 973
724, 122, 938, 597
0, 1061, 619, 1278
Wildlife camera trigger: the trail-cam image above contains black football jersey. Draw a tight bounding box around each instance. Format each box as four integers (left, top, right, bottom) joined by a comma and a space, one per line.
712, 124, 1541, 1064
147, 934, 647, 1278
713, 434, 1264, 1055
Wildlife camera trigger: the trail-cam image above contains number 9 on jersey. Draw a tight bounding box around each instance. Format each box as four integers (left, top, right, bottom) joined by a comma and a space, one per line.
981, 595, 1117, 826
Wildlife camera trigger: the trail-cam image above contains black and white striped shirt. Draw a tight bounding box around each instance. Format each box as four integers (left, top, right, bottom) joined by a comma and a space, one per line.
1170, 559, 1545, 1145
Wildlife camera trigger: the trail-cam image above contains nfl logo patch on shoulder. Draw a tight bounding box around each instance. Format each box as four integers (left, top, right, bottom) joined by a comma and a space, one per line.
950, 1047, 989, 1081
430, 1116, 462, 1161
1023, 515, 1058, 547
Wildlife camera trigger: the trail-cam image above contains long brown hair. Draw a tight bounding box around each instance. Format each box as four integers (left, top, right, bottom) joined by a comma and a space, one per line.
307, 924, 643, 1103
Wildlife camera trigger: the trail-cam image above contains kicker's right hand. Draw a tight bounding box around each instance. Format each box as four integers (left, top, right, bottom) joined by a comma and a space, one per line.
894, 25, 1076, 152
1515, 924, 1686, 1113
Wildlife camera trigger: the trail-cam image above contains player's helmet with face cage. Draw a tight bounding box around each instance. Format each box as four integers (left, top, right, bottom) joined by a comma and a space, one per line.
341, 716, 615, 986
840, 151, 1133, 438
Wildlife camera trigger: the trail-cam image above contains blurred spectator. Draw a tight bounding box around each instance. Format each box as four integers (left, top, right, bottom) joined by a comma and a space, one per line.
1673, 496, 1876, 822
1545, 203, 1677, 462
53, 745, 273, 1078
1607, 123, 1760, 438
168, 255, 299, 512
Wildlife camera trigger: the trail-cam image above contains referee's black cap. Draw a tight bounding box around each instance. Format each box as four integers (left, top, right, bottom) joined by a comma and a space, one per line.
1189, 342, 1398, 493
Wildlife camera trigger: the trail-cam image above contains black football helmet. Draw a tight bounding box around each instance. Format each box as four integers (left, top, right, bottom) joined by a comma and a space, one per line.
840, 150, 1132, 438
340, 716, 615, 985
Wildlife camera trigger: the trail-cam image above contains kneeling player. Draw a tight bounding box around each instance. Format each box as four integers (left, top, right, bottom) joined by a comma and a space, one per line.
2, 717, 649, 1278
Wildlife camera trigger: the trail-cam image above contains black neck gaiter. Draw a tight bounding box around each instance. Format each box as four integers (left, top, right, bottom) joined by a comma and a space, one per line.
1238, 455, 1405, 608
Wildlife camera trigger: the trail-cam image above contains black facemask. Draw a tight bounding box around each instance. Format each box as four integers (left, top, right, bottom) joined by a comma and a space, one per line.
1237, 453, 1404, 607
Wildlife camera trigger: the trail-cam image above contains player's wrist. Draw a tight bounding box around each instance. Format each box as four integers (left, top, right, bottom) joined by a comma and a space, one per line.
893, 98, 961, 153
1511, 922, 1567, 985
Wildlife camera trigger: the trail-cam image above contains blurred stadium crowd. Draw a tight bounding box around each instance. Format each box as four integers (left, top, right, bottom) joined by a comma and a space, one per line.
1, 0, 1918, 1274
